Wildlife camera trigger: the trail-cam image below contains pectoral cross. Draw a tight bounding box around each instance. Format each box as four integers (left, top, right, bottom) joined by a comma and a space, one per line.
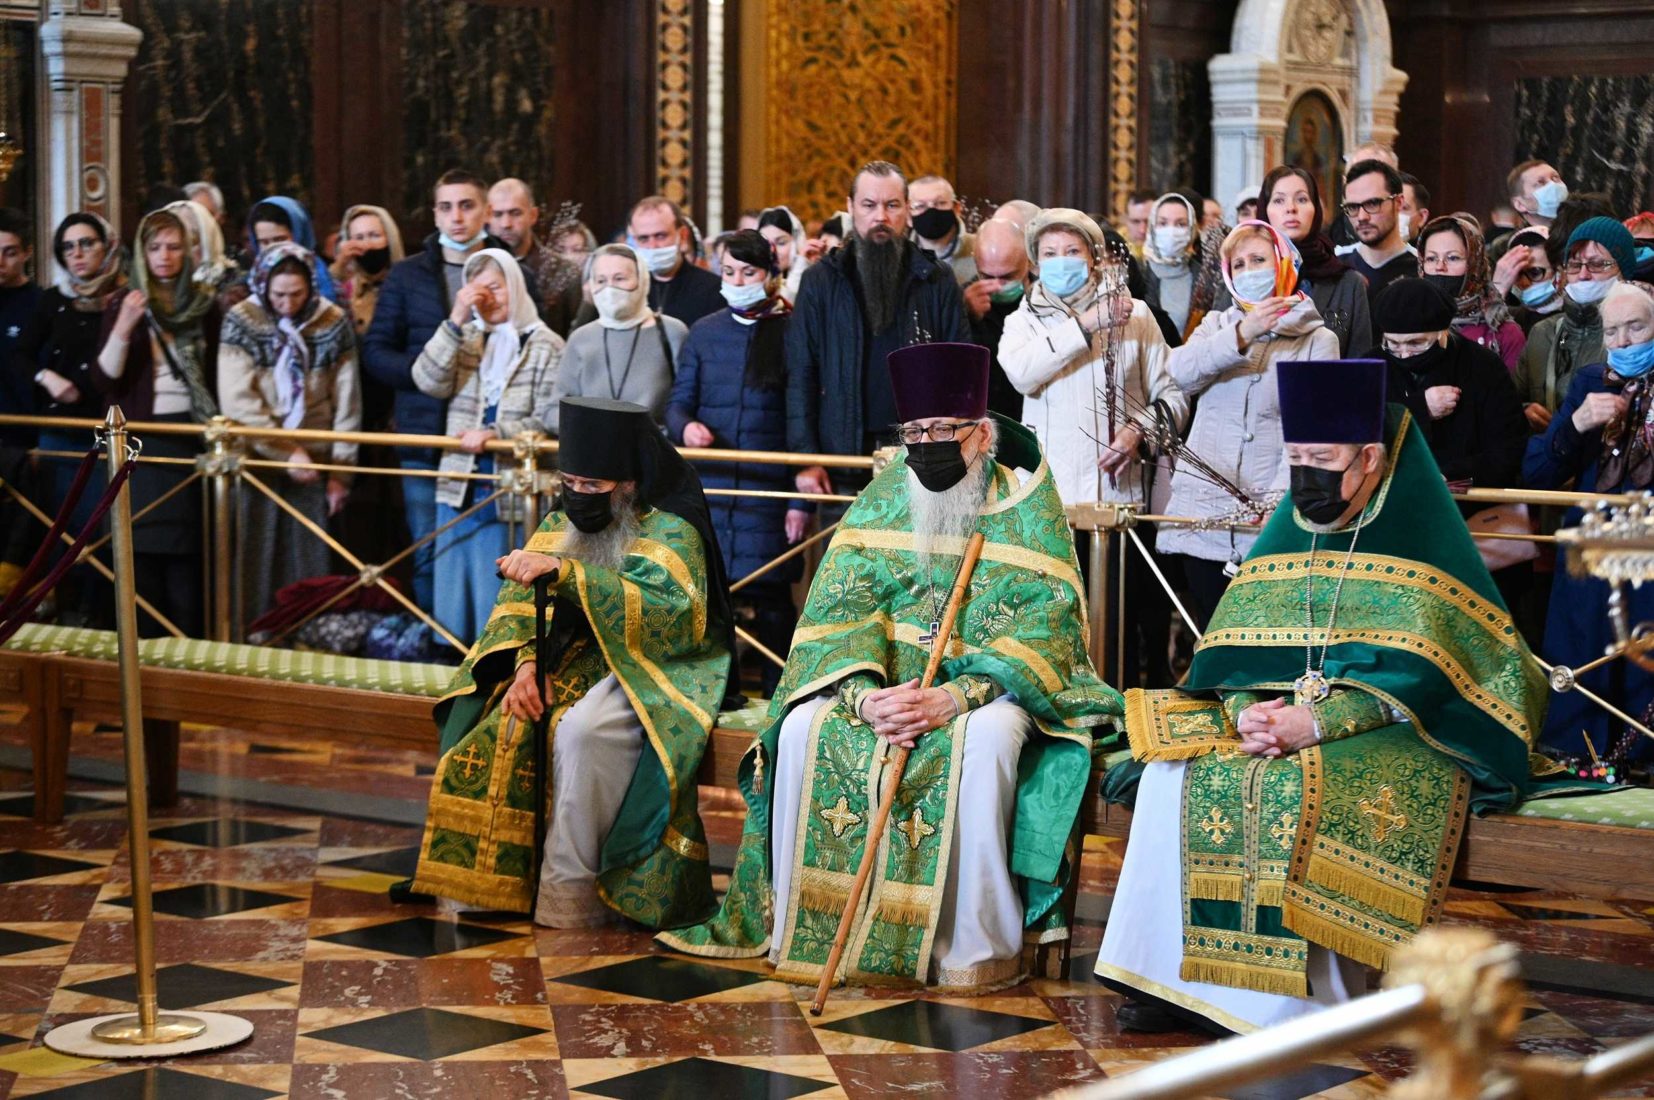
919, 618, 942, 646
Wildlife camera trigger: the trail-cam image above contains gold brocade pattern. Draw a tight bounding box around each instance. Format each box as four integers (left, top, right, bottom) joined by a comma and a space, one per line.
764, 0, 957, 224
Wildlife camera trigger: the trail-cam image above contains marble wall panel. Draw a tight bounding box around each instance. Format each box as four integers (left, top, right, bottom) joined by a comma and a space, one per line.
1146, 57, 1210, 197
399, 1, 559, 226
126, 0, 313, 232
1513, 75, 1654, 216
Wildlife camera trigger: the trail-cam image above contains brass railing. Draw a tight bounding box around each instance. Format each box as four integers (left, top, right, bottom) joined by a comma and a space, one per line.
1054, 927, 1654, 1099
0, 413, 867, 668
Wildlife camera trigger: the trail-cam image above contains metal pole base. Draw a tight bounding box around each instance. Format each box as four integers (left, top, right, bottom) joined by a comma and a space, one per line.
43, 1011, 252, 1059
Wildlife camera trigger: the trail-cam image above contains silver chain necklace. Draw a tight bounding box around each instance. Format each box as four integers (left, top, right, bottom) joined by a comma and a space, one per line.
1295, 515, 1366, 705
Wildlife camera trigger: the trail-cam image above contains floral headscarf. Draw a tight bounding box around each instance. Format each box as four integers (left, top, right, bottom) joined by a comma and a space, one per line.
1219, 220, 1305, 311
1419, 214, 1512, 337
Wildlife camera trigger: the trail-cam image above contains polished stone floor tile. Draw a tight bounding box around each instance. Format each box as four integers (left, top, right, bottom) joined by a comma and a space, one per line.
829, 1050, 1106, 1097
105, 883, 302, 920
0, 928, 69, 959
16, 1066, 283, 1100
300, 956, 546, 1009
576, 1055, 834, 1100
148, 819, 312, 848
62, 962, 295, 1009
554, 1001, 821, 1059
0, 794, 118, 819
285, 1060, 564, 1098
1520, 952, 1654, 1005
302, 1005, 548, 1060
816, 998, 1056, 1053
1217, 1063, 1374, 1099
310, 915, 526, 959
551, 955, 777, 1003
321, 846, 418, 876
0, 853, 101, 886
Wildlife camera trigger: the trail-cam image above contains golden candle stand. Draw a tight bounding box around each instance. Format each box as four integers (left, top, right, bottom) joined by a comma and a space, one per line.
42, 410, 254, 1059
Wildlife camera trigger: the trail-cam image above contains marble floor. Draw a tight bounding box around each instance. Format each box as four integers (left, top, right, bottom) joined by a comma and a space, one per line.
0, 722, 1651, 1098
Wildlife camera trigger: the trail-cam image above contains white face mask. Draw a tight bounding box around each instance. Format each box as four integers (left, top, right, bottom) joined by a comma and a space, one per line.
594, 284, 642, 323
1153, 225, 1191, 257
636, 243, 681, 276
1231, 267, 1277, 304
1533, 180, 1569, 219
1565, 275, 1617, 306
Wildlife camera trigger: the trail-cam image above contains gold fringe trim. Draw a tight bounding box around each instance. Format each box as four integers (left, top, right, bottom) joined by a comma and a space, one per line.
799, 882, 849, 915
1179, 957, 1307, 999
1305, 852, 1428, 926
876, 900, 929, 928
1125, 688, 1231, 761
1282, 896, 1399, 972
1257, 880, 1284, 909
410, 859, 530, 914
1188, 872, 1244, 902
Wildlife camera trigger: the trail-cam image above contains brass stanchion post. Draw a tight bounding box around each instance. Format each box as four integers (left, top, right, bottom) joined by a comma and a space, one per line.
1088, 525, 1109, 672
515, 430, 545, 548
205, 416, 236, 641
44, 408, 253, 1058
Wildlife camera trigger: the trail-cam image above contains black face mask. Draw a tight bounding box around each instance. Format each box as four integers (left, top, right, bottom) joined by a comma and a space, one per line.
1423, 272, 1465, 301
905, 441, 970, 493
357, 246, 392, 275
911, 207, 956, 242
1289, 459, 1357, 526
562, 487, 614, 533
1385, 340, 1448, 376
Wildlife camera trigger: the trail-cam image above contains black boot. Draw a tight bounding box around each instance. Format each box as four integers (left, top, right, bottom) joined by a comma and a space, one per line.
387, 878, 433, 905
1115, 998, 1187, 1033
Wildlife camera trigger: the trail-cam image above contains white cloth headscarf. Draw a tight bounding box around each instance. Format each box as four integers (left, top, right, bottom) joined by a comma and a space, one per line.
464, 248, 547, 409
165, 200, 230, 288
588, 243, 653, 330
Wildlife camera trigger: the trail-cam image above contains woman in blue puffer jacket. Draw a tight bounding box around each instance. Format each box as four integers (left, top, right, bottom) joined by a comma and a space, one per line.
667, 230, 807, 693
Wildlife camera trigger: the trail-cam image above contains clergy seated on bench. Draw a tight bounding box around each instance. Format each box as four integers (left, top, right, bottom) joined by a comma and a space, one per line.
1096, 358, 1597, 1035
660, 342, 1123, 992
398, 396, 735, 929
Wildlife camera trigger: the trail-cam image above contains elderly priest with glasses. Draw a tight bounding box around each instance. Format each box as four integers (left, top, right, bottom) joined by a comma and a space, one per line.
661, 341, 1122, 992
401, 396, 734, 931
1095, 359, 1592, 1034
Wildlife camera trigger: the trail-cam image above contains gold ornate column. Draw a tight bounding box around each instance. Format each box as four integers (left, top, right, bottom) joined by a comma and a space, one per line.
656, 0, 694, 207
1108, 0, 1141, 221
763, 0, 957, 216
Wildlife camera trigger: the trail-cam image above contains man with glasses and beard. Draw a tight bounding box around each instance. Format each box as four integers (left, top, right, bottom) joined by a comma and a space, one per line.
401, 397, 735, 932
663, 343, 1121, 993
787, 161, 973, 504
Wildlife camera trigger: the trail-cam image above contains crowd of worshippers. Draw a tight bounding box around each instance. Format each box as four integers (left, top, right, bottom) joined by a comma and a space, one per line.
1, 151, 1653, 770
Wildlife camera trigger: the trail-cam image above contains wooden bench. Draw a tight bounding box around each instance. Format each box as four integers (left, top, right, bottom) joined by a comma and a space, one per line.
7, 641, 1651, 905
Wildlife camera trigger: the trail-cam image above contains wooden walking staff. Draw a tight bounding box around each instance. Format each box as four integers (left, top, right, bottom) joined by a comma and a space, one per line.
810, 531, 987, 1016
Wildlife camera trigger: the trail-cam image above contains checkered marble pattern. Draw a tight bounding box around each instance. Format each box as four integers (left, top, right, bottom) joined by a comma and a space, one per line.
0, 726, 1651, 1098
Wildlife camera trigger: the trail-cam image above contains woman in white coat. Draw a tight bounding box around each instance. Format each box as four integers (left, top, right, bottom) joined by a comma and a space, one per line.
999, 207, 1188, 686
1156, 220, 1341, 627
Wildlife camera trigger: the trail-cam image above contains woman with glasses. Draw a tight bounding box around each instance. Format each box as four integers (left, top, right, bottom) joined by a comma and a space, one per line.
12, 214, 128, 625
1000, 208, 1187, 685
1501, 226, 1562, 336
1157, 220, 1339, 627
1258, 165, 1372, 355
1514, 217, 1636, 432
1416, 214, 1527, 373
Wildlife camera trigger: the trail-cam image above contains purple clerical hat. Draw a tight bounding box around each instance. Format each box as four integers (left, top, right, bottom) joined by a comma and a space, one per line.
888, 342, 990, 423
1276, 359, 1387, 444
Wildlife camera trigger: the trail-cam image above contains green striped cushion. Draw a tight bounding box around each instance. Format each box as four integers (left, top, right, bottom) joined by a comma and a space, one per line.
2, 623, 120, 659
136, 637, 453, 698
715, 696, 770, 733
1515, 786, 1654, 830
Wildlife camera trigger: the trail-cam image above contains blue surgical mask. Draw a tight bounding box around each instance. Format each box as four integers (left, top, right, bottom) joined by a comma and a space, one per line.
1038, 256, 1089, 299
721, 280, 767, 310
1566, 276, 1618, 306
1533, 180, 1569, 219
636, 243, 682, 275
438, 230, 485, 252
1635, 245, 1654, 271
1231, 267, 1277, 304
1519, 279, 1558, 308
1153, 225, 1191, 258
1608, 339, 1654, 380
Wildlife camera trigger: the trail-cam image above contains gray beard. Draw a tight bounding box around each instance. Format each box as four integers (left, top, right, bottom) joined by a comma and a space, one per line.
908, 458, 990, 581
850, 231, 911, 334
560, 489, 643, 573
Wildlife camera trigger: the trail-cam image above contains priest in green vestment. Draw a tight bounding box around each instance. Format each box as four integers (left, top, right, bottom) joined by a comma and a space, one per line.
660, 342, 1122, 992
406, 396, 734, 928
1096, 358, 1589, 1034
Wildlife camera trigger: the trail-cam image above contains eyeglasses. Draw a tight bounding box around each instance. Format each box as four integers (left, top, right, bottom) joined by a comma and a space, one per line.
896, 420, 980, 445
1563, 259, 1620, 276
1519, 267, 1551, 282
61, 239, 101, 254
1381, 335, 1442, 357
1340, 196, 1398, 218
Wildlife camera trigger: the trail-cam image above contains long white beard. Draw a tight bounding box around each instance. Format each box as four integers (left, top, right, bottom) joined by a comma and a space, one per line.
908, 458, 990, 581
560, 489, 643, 573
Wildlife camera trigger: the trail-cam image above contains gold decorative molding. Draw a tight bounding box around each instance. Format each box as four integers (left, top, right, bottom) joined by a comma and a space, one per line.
1108, 0, 1140, 221
656, 0, 694, 206
764, 0, 957, 216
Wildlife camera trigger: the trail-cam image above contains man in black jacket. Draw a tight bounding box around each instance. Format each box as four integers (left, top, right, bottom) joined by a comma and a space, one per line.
629, 196, 724, 326
787, 161, 972, 499
362, 168, 539, 617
